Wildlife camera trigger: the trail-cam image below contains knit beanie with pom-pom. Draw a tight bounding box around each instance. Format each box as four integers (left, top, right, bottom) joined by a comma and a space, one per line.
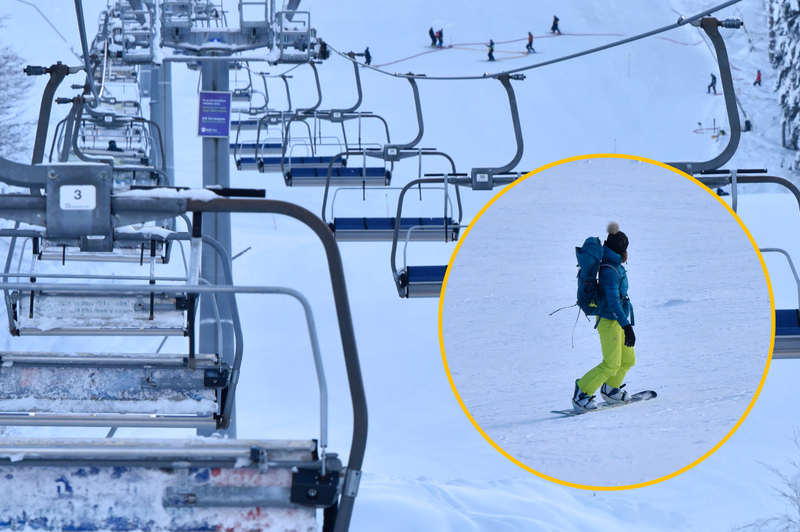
604, 221, 628, 257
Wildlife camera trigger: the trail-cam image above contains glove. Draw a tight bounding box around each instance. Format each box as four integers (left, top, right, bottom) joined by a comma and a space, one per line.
622, 325, 635, 347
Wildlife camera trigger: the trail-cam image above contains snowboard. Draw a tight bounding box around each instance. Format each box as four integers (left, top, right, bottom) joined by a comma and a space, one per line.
550, 390, 657, 417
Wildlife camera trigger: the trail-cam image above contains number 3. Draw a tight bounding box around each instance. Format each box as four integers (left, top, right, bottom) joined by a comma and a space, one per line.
74, 190, 82, 200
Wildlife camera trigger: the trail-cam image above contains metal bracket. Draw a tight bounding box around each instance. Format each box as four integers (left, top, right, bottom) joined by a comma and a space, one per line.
470, 167, 494, 191
203, 366, 230, 389
164, 486, 296, 508
667, 17, 742, 175
290, 467, 340, 508
44, 164, 113, 252
342, 468, 361, 498
251, 445, 269, 473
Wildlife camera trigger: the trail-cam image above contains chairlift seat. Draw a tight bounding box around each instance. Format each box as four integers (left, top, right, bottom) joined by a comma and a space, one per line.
285, 167, 390, 187
230, 119, 263, 131
774, 309, 800, 359
332, 217, 459, 242
229, 142, 284, 157
399, 265, 447, 298
236, 157, 261, 171
0, 352, 221, 416
39, 239, 168, 264
258, 156, 346, 173
0, 438, 317, 530
13, 292, 187, 336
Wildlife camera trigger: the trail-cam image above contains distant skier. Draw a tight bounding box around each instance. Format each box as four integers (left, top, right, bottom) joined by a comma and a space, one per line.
364, 47, 371, 66
707, 73, 717, 94
318, 39, 329, 60
107, 140, 123, 152
487, 39, 495, 61
429, 27, 437, 47
572, 222, 635, 411
754, 70, 761, 86
551, 16, 561, 35
526, 32, 535, 53
437, 29, 444, 48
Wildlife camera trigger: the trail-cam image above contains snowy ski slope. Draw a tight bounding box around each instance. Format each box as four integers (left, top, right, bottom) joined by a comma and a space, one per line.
0, 0, 798, 530
441, 157, 772, 488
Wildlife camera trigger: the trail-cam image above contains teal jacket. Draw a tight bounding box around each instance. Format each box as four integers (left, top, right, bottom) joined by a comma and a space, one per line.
597, 245, 634, 328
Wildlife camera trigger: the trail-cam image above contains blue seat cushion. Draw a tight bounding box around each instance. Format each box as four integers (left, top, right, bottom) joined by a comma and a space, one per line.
288, 167, 389, 178
333, 217, 454, 231
776, 309, 800, 336
261, 156, 343, 167
406, 265, 447, 283
229, 142, 283, 151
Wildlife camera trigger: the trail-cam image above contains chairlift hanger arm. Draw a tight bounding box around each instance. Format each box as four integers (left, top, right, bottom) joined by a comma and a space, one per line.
667, 17, 742, 174
74, 0, 100, 106
297, 61, 322, 114
72, 102, 116, 166
492, 74, 523, 175
328, 0, 742, 81
28, 63, 74, 168
0, 157, 50, 189
320, 151, 363, 222
339, 59, 363, 114
390, 177, 452, 278
181, 197, 366, 532
394, 77, 423, 150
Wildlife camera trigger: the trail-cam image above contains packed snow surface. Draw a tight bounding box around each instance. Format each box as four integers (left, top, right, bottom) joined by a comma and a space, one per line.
441, 157, 773, 487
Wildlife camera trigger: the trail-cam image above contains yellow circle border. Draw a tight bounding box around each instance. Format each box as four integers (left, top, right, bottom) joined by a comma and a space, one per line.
437, 152, 776, 491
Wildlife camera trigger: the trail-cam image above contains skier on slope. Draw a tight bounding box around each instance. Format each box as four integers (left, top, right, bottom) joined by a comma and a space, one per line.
551, 16, 561, 35
487, 39, 495, 61
526, 32, 535, 53
429, 27, 437, 47
753, 70, 761, 86
438, 29, 444, 48
364, 47, 372, 66
707, 73, 717, 94
572, 222, 635, 411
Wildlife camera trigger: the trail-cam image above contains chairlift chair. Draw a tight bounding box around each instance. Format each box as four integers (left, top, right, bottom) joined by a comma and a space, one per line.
695, 171, 800, 360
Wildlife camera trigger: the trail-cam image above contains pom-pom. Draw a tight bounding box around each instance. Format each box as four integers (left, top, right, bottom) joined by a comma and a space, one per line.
607, 221, 619, 235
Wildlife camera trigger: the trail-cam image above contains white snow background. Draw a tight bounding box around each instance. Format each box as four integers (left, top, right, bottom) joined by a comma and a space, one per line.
441, 157, 772, 488
0, 0, 798, 530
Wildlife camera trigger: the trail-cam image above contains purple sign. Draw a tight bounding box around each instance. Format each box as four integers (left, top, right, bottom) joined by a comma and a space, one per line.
197, 91, 232, 137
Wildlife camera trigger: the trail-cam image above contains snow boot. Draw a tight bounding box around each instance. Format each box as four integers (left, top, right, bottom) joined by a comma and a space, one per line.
572, 380, 598, 411
600, 383, 631, 404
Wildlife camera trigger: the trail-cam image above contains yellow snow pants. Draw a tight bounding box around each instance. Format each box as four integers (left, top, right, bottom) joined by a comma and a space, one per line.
577, 317, 636, 395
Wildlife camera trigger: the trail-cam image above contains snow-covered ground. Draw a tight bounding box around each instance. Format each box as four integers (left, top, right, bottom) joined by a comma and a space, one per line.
441, 157, 773, 488
0, 0, 798, 530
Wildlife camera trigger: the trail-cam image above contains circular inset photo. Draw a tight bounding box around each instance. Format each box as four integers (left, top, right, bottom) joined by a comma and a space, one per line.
439, 155, 774, 489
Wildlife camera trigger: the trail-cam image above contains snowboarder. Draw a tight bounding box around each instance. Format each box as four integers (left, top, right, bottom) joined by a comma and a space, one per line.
487, 39, 495, 61
429, 27, 437, 47
364, 47, 371, 66
707, 73, 717, 94
526, 32, 535, 53
753, 70, 761, 86
437, 29, 444, 48
551, 16, 561, 35
572, 222, 635, 411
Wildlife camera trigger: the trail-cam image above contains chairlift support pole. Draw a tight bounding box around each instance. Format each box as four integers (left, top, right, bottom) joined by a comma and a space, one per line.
199, 55, 236, 437
668, 17, 742, 175
150, 63, 175, 185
